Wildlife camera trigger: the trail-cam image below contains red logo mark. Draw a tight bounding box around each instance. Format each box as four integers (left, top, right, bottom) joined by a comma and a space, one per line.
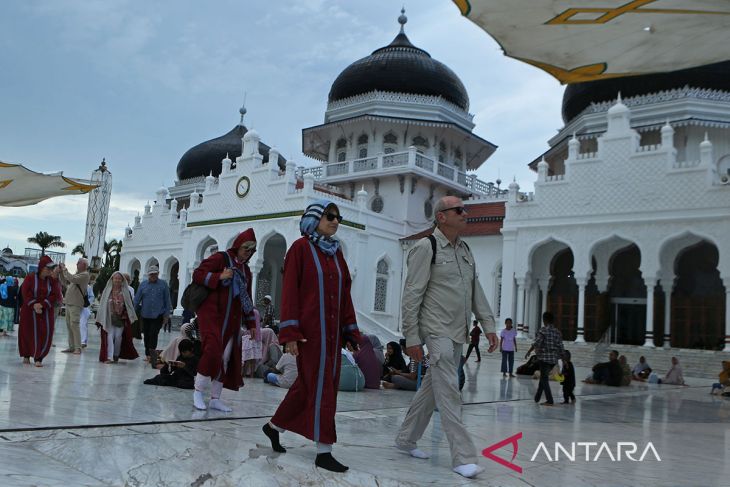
482, 432, 523, 474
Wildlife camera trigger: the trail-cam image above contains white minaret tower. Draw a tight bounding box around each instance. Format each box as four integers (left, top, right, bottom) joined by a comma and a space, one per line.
84, 158, 113, 268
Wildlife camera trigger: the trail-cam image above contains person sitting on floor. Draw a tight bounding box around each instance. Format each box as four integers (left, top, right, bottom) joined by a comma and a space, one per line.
381, 340, 408, 382
340, 344, 366, 392
254, 328, 282, 378
382, 342, 430, 391
352, 336, 381, 389
144, 339, 199, 389
619, 355, 632, 386
265, 346, 298, 389
367, 334, 385, 367
632, 356, 652, 381
658, 356, 686, 385
584, 350, 623, 386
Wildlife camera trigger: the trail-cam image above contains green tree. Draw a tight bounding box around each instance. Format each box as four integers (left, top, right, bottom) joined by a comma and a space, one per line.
71, 243, 86, 257
94, 239, 123, 294
27, 232, 65, 256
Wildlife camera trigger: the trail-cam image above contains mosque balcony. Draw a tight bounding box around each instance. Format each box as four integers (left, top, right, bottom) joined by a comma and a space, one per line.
298, 147, 503, 197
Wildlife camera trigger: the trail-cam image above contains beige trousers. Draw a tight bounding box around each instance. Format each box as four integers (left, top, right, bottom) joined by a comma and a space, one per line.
395, 336, 477, 467
65, 305, 83, 351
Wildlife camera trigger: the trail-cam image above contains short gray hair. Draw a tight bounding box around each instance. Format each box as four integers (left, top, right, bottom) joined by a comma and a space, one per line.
432, 197, 451, 226
77, 258, 89, 266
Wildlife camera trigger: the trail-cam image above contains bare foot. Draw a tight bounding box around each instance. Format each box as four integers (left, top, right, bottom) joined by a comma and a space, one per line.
382, 381, 396, 389
34, 361, 44, 368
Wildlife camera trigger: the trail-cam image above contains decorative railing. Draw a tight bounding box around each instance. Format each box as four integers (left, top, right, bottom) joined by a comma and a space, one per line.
415, 153, 434, 171
326, 161, 349, 177
437, 163, 454, 180
298, 166, 323, 178
353, 156, 378, 172
382, 153, 408, 168
673, 160, 701, 169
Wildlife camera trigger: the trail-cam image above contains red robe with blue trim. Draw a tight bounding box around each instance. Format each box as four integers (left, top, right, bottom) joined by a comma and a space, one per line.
271, 237, 360, 444
18, 264, 61, 361
193, 249, 256, 391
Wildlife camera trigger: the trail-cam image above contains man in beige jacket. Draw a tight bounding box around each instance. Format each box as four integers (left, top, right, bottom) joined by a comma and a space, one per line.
396, 196, 498, 479
59, 258, 90, 354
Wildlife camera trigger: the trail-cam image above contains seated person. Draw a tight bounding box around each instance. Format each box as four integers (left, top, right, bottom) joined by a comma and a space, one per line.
265, 346, 298, 389
144, 339, 199, 389
367, 334, 385, 367
584, 350, 622, 386
619, 355, 632, 386
381, 340, 408, 382
254, 328, 283, 378
658, 356, 686, 385
383, 342, 429, 391
160, 321, 196, 364
351, 337, 381, 389
516, 354, 540, 376
632, 356, 652, 381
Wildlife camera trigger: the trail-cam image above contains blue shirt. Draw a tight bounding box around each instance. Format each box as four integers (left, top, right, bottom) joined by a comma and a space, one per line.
133, 279, 172, 319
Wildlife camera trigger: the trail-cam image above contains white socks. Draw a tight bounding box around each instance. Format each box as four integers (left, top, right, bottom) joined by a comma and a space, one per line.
209, 399, 232, 412
316, 442, 333, 454
193, 390, 207, 410
453, 464, 484, 478
396, 444, 430, 459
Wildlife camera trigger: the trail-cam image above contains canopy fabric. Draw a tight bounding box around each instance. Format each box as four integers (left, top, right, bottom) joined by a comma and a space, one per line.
0, 161, 98, 207
453, 0, 730, 83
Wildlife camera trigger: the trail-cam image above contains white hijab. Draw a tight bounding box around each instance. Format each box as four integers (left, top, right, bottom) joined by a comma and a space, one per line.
96, 272, 137, 332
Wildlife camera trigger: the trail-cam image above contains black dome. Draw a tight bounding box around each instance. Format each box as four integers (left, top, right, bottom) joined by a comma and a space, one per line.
562, 61, 730, 123
328, 31, 469, 111
176, 125, 286, 181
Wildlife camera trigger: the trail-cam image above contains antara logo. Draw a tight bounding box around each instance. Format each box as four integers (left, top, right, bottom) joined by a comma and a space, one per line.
482, 433, 661, 473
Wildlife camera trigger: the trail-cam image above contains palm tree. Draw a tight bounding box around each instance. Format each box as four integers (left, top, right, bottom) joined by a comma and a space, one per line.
71, 243, 86, 257
27, 232, 65, 256
103, 239, 122, 270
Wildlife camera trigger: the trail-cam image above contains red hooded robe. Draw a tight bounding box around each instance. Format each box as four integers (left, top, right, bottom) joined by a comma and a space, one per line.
18, 256, 61, 360
271, 236, 360, 445
192, 229, 256, 391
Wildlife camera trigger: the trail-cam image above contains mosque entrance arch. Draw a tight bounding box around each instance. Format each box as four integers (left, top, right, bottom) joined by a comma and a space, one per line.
606, 244, 645, 345
256, 234, 286, 319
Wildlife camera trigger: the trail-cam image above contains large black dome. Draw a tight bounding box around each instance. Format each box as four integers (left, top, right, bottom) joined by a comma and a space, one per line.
176, 125, 286, 181
562, 60, 730, 123
328, 31, 469, 111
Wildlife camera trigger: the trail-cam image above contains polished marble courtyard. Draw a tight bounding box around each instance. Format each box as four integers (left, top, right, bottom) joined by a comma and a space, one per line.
0, 320, 728, 487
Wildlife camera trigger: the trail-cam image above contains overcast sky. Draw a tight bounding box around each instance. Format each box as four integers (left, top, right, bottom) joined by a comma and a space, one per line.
0, 0, 564, 258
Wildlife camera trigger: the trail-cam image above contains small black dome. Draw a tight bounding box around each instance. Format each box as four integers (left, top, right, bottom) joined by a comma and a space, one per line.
562, 61, 730, 123
1, 247, 12, 255
176, 125, 286, 181
328, 31, 469, 111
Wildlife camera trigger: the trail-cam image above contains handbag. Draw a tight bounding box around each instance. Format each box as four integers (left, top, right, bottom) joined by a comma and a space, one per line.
180, 251, 230, 312
76, 284, 91, 307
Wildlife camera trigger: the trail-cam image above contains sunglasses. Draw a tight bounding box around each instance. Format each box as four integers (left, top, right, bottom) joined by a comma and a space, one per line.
325, 213, 343, 223
440, 206, 467, 215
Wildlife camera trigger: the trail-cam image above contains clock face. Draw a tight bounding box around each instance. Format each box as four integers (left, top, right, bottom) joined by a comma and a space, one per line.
236, 176, 251, 198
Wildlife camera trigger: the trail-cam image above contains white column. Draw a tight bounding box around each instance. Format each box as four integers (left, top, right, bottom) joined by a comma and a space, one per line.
644, 278, 657, 347
575, 277, 587, 343
661, 282, 672, 349
250, 261, 263, 305
174, 264, 190, 316
526, 281, 538, 338
724, 279, 730, 352
515, 278, 526, 335
499, 232, 517, 325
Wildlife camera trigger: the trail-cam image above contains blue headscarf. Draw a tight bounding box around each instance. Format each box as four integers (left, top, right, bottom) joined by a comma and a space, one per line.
300, 199, 341, 256
0, 276, 14, 299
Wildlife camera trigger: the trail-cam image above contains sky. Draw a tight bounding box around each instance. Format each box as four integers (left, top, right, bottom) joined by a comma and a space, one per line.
0, 0, 565, 258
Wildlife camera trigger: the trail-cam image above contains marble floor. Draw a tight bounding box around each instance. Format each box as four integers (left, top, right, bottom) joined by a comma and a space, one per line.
0, 320, 728, 486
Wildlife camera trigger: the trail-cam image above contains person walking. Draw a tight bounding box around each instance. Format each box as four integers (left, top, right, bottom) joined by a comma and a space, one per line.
526, 312, 564, 406
262, 200, 360, 473
191, 229, 257, 412
0, 276, 18, 336
500, 318, 517, 377
18, 256, 61, 366
96, 272, 139, 363
133, 266, 172, 364
79, 283, 94, 348
395, 196, 497, 479
58, 258, 90, 355
464, 320, 482, 362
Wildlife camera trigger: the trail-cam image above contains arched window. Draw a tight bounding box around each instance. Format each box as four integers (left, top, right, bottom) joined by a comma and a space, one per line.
336, 138, 347, 162
357, 134, 368, 159
438, 141, 447, 163
454, 148, 463, 165
383, 133, 398, 154
374, 259, 389, 312
371, 195, 384, 213
412, 135, 429, 153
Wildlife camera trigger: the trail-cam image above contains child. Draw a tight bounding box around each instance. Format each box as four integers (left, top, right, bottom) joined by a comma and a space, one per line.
465, 320, 482, 362
144, 339, 199, 389
265, 345, 298, 389
561, 350, 576, 404
500, 318, 517, 377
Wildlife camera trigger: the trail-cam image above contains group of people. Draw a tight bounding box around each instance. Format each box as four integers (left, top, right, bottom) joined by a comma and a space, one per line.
585, 352, 686, 386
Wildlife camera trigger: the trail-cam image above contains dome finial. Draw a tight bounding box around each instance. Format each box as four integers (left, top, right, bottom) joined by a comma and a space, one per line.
238, 91, 248, 126
398, 6, 407, 33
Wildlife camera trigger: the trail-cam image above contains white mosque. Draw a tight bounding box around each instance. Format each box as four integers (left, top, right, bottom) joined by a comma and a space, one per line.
120, 12, 730, 352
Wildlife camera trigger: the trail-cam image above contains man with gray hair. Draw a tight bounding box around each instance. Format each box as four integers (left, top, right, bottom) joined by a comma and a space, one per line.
396, 195, 498, 479
59, 258, 90, 354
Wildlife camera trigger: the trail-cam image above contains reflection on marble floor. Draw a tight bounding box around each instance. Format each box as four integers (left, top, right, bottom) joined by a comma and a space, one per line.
1, 320, 729, 486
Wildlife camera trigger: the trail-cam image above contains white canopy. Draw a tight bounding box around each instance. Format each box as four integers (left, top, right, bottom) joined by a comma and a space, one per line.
0, 161, 98, 207
453, 0, 730, 83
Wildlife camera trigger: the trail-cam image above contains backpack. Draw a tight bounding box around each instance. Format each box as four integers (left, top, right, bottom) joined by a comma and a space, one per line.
180, 252, 230, 312
426, 234, 470, 265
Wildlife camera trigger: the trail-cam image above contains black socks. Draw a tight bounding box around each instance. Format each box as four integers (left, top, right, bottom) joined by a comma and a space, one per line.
262, 423, 286, 453
315, 452, 349, 472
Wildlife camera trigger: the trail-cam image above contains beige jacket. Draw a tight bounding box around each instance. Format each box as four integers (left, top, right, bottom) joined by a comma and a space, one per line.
60, 268, 90, 307
401, 227, 496, 348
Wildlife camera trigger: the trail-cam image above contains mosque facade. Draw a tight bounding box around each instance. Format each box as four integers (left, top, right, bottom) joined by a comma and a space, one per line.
120, 14, 730, 350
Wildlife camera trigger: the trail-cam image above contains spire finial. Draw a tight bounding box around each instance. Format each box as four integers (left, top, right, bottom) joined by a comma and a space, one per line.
398, 7, 407, 33
239, 92, 248, 126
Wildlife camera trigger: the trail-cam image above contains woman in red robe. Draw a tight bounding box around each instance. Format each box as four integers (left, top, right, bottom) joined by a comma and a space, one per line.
263, 199, 360, 473
18, 255, 61, 367
191, 228, 257, 412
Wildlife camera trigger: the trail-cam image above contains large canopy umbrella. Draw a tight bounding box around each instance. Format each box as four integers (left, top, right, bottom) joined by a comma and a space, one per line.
0, 160, 98, 207
453, 0, 730, 83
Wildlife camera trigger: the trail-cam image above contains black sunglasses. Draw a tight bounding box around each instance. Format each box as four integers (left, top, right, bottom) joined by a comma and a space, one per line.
326, 213, 343, 223
440, 206, 467, 215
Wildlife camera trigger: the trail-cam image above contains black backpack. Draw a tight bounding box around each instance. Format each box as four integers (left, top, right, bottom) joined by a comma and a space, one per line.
426, 234, 470, 265
180, 252, 231, 312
